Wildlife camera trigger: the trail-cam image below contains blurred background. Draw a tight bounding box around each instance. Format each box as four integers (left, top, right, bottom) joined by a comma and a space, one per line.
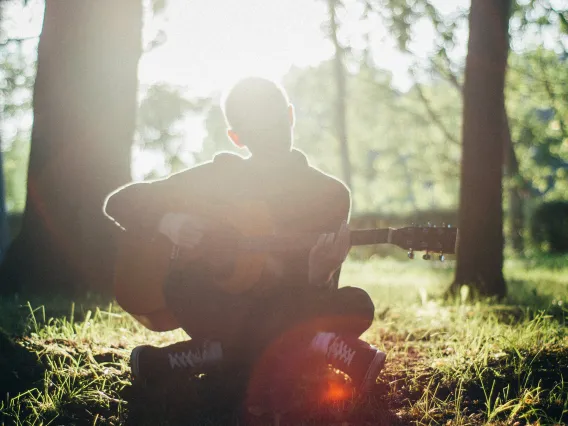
0, 0, 566, 263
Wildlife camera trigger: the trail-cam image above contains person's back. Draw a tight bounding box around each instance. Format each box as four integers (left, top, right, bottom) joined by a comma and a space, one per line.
104, 77, 385, 402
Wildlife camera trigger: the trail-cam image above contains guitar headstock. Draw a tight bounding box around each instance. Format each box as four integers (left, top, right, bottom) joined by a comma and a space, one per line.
390, 225, 458, 258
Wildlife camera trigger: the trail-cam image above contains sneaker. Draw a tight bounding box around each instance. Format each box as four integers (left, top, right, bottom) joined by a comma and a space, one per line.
311, 333, 386, 394
130, 339, 223, 383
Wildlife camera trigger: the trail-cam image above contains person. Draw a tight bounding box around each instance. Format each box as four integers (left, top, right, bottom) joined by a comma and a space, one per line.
103, 77, 386, 397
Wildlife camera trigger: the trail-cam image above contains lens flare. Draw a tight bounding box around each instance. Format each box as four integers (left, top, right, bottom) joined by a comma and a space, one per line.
322, 381, 349, 403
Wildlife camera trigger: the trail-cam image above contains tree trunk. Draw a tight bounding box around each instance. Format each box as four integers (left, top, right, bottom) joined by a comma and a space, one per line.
328, 0, 353, 198
448, 0, 512, 298
0, 0, 9, 265
0, 142, 9, 264
503, 108, 524, 253
0, 0, 142, 296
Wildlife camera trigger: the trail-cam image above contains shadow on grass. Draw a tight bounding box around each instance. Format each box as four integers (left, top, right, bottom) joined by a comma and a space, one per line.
121, 366, 401, 426
0, 329, 44, 400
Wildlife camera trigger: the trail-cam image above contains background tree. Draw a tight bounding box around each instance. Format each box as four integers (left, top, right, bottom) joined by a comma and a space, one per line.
0, 1, 10, 262
0, 0, 143, 296
0, 150, 8, 263
135, 83, 209, 179
448, 0, 513, 298
325, 0, 353, 196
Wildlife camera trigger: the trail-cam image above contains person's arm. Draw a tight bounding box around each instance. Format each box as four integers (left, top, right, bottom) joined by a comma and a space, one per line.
309, 220, 350, 288
103, 168, 195, 240
104, 179, 166, 239
308, 184, 351, 289
328, 186, 351, 289
103, 165, 212, 247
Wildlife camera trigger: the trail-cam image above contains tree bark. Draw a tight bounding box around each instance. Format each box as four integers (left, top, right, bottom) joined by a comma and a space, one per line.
0, 0, 142, 296
328, 0, 353, 198
0, 150, 9, 263
503, 108, 524, 253
448, 0, 512, 298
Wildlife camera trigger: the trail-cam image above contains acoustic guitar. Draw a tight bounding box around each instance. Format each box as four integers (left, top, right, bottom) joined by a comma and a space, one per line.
114, 201, 458, 332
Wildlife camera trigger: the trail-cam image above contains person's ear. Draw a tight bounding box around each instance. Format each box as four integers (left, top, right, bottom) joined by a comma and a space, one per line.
288, 104, 295, 128
227, 129, 244, 148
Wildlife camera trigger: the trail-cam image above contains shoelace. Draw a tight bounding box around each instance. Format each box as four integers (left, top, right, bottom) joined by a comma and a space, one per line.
327, 338, 356, 367
167, 342, 223, 369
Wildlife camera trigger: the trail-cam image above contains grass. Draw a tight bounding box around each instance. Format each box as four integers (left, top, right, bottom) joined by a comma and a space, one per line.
0, 255, 567, 425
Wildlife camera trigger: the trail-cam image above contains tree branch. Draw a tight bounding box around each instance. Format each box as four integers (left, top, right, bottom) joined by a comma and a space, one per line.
413, 81, 460, 145
431, 48, 463, 94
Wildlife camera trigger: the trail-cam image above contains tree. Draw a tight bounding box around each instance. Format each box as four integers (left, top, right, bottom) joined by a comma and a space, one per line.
448, 0, 512, 298
0, 1, 11, 262
0, 150, 9, 263
0, 0, 143, 296
325, 0, 353, 196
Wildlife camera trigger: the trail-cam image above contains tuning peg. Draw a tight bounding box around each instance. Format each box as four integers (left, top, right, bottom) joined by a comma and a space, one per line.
408, 250, 415, 260
422, 252, 431, 260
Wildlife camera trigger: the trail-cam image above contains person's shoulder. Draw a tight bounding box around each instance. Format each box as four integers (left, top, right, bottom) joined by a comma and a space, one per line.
301, 158, 350, 198
159, 151, 246, 183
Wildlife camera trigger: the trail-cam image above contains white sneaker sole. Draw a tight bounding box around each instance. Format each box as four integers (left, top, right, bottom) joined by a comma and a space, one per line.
130, 345, 151, 380
360, 350, 387, 394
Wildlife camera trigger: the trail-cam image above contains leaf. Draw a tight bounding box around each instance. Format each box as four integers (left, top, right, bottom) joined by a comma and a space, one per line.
152, 0, 167, 15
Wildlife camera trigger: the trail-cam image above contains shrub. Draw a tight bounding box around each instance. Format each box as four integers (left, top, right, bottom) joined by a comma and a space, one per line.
530, 201, 568, 253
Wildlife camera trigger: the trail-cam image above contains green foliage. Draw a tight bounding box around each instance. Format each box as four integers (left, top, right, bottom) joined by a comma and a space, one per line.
151, 0, 168, 15
530, 201, 568, 253
281, 60, 462, 213
0, 40, 35, 213
136, 84, 210, 178
512, 0, 568, 36
507, 48, 568, 200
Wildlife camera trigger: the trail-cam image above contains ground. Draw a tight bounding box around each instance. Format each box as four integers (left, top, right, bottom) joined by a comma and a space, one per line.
0, 255, 567, 425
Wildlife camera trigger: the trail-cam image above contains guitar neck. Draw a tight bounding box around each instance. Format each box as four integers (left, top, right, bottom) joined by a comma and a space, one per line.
349, 229, 391, 246
182, 225, 457, 254
230, 228, 392, 252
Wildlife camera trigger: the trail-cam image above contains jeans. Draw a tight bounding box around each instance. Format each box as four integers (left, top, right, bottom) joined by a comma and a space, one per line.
163, 274, 375, 363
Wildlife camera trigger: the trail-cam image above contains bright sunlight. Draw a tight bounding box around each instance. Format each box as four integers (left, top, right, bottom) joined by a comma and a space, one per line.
139, 0, 334, 94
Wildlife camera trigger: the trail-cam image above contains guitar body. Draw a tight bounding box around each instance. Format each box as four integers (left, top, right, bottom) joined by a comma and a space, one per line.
114, 199, 458, 333
114, 201, 274, 332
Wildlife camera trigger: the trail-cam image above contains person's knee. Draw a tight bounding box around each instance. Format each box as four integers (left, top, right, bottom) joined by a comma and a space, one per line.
162, 276, 181, 309
340, 286, 375, 325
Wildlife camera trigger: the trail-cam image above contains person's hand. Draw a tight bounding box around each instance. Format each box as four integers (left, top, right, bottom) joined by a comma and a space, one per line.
158, 212, 206, 249
308, 221, 351, 287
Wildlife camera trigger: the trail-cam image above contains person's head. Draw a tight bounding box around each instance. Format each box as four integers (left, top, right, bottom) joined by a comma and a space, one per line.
222, 77, 295, 157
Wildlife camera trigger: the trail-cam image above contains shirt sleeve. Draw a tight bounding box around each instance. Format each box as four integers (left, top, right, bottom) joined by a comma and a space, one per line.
103, 169, 194, 240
